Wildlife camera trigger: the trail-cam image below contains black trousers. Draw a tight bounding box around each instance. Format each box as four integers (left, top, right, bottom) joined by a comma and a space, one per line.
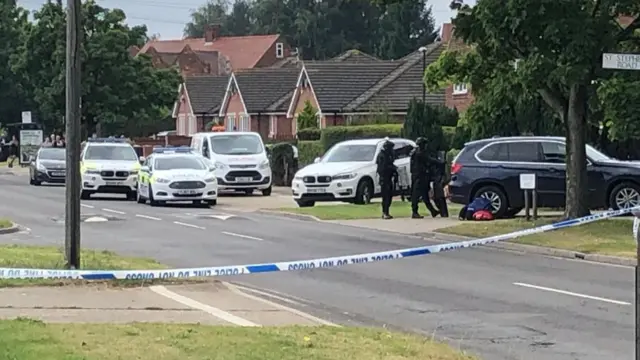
411, 176, 438, 215
432, 177, 449, 217
380, 178, 393, 215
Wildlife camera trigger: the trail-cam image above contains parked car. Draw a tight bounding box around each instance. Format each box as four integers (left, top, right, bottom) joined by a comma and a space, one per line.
29, 147, 66, 185
448, 136, 640, 218
291, 138, 415, 207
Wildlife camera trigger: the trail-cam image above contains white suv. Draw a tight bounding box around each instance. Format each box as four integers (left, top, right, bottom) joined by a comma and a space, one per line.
291, 138, 415, 207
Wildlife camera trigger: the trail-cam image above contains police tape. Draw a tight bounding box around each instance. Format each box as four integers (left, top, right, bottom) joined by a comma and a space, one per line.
1, 206, 637, 280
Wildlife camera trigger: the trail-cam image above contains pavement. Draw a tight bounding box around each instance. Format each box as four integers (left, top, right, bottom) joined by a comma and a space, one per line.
0, 172, 635, 360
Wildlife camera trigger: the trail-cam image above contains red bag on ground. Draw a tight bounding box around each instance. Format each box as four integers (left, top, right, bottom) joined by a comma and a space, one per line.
472, 209, 494, 221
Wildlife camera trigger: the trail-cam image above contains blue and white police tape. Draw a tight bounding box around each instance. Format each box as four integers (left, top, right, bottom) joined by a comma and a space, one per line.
1, 206, 637, 280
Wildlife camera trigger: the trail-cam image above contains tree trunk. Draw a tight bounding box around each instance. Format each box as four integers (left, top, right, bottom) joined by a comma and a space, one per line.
564, 84, 590, 219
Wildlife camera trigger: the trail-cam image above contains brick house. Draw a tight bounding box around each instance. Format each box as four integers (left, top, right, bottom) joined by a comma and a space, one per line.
286, 43, 446, 133
440, 23, 474, 112
173, 75, 230, 135
218, 68, 301, 139
135, 24, 293, 76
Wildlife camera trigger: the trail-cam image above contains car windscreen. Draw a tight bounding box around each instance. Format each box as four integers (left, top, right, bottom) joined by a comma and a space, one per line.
38, 148, 65, 160
586, 145, 611, 162
209, 135, 263, 155
84, 145, 138, 161
323, 144, 377, 162
154, 156, 205, 171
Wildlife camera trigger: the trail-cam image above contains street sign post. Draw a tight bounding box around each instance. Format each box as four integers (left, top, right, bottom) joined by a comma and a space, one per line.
602, 53, 640, 70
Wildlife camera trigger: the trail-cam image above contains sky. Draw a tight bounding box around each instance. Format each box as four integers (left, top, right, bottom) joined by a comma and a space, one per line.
17, 0, 475, 40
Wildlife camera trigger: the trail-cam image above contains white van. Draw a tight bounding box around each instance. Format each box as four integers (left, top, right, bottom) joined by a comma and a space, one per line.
190, 132, 272, 195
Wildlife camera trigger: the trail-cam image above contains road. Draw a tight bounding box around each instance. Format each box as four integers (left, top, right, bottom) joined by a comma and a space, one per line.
0, 170, 634, 360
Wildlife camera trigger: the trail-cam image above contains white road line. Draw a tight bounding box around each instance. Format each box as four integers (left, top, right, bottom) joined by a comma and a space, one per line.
173, 221, 205, 230
222, 231, 263, 241
102, 208, 125, 215
513, 282, 631, 306
149, 285, 258, 326
224, 282, 339, 327
81, 204, 94, 208
136, 214, 161, 221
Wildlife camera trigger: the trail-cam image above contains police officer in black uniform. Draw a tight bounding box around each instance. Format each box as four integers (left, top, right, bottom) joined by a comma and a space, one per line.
376, 139, 397, 219
431, 151, 449, 217
410, 137, 439, 218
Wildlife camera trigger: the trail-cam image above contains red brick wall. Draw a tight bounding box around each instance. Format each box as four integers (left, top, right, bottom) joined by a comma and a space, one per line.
254, 36, 292, 68
175, 88, 193, 136
445, 85, 474, 112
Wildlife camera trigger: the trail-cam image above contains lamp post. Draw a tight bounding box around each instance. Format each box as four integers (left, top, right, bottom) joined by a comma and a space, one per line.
418, 46, 427, 104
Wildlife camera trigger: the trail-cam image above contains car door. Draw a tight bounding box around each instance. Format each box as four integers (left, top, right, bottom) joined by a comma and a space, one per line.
497, 141, 546, 207
537, 141, 567, 206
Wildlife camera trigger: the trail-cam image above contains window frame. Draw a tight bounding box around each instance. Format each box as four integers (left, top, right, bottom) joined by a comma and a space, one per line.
275, 43, 284, 58
453, 83, 468, 95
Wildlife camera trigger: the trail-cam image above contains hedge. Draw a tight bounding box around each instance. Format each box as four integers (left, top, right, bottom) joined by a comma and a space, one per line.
298, 140, 324, 166
297, 128, 321, 141
320, 124, 403, 150
269, 142, 295, 186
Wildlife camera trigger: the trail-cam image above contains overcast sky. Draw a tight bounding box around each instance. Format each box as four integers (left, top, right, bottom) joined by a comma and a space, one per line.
18, 0, 475, 40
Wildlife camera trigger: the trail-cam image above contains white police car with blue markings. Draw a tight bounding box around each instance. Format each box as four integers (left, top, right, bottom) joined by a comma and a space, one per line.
136, 147, 218, 207
292, 138, 415, 207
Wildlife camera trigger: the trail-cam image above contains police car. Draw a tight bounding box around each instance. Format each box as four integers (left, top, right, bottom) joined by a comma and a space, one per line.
81, 138, 142, 200
291, 138, 414, 207
136, 147, 218, 207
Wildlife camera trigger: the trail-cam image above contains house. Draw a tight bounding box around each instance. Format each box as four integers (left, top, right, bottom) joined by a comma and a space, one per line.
135, 24, 293, 76
217, 68, 301, 139
440, 23, 474, 112
285, 42, 446, 132
173, 75, 230, 135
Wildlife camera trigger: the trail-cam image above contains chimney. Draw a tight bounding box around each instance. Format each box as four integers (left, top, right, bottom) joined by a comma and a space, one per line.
204, 24, 220, 43
441, 23, 454, 43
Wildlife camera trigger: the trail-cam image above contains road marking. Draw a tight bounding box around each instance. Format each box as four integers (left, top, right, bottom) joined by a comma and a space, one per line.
136, 214, 161, 221
81, 204, 94, 208
102, 208, 125, 215
149, 285, 258, 326
222, 231, 263, 241
224, 282, 338, 326
173, 221, 205, 230
513, 282, 631, 306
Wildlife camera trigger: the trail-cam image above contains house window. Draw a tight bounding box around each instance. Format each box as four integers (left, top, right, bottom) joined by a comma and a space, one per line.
269, 116, 278, 138
453, 83, 468, 95
276, 43, 284, 58
226, 113, 236, 131
239, 114, 250, 131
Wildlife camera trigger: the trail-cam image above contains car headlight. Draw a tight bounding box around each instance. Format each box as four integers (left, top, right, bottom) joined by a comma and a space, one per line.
36, 163, 46, 171
129, 170, 138, 175
294, 175, 303, 180
214, 162, 227, 170
204, 177, 216, 183
259, 160, 270, 169
332, 173, 357, 180
85, 169, 100, 174
155, 178, 170, 183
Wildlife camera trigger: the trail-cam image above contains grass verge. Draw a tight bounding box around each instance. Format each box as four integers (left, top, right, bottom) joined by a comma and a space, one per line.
0, 218, 12, 229
0, 244, 204, 288
438, 217, 635, 258
279, 201, 463, 220
0, 318, 476, 360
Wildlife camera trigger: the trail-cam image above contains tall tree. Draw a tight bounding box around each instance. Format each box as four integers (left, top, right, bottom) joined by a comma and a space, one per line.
0, 2, 30, 125
184, 0, 230, 38
423, 0, 639, 218
376, 0, 436, 59
12, 1, 181, 136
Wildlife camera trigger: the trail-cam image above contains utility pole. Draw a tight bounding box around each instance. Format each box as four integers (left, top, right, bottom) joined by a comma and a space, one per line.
65, 0, 82, 269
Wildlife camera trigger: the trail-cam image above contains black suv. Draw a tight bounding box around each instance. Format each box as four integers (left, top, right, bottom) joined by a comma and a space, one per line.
449, 136, 640, 218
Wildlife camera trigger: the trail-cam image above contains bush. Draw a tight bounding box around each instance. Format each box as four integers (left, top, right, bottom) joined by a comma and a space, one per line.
298, 140, 324, 166
320, 124, 403, 150
442, 126, 456, 150
297, 128, 321, 141
297, 101, 318, 130
270, 142, 295, 186
444, 148, 461, 181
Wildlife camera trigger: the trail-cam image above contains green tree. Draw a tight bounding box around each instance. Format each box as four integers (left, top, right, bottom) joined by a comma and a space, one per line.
422, 0, 640, 218
403, 99, 445, 151
375, 0, 437, 59
297, 101, 318, 129
0, 1, 30, 125
12, 1, 181, 137
184, 0, 230, 38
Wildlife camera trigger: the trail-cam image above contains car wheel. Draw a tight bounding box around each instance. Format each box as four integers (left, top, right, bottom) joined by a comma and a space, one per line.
80, 190, 91, 200
296, 200, 315, 207
474, 185, 508, 218
262, 186, 272, 196
149, 185, 159, 206
207, 199, 217, 206
354, 178, 373, 205
609, 182, 640, 210
126, 191, 137, 201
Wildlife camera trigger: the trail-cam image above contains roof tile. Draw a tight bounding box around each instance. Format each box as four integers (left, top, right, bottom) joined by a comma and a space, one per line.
233, 68, 300, 112
184, 75, 230, 114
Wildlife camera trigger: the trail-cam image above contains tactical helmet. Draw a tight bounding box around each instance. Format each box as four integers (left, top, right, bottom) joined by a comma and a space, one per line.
383, 140, 394, 150
416, 137, 427, 148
